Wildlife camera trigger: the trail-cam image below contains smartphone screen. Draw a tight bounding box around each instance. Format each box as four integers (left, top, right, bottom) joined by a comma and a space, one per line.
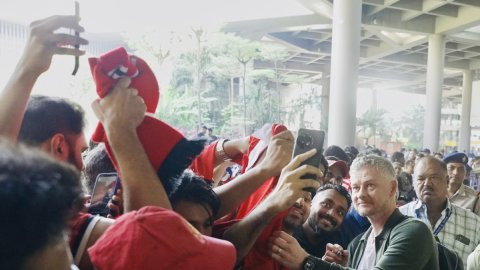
292, 128, 325, 194
89, 173, 118, 216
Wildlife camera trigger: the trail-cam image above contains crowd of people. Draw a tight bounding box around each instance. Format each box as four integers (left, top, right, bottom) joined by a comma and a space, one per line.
2, 14, 480, 270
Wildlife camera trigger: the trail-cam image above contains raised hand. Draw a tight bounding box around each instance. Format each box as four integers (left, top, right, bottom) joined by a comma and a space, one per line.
257, 130, 294, 176
91, 77, 146, 136
269, 230, 310, 270
19, 15, 88, 76
266, 148, 322, 212
322, 243, 348, 266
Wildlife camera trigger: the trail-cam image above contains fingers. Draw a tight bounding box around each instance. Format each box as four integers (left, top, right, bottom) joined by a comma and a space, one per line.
272, 130, 294, 142
91, 99, 104, 122
284, 149, 317, 171
53, 47, 86, 56
288, 164, 323, 180
115, 77, 132, 90
49, 33, 89, 46
31, 15, 84, 33
324, 243, 347, 264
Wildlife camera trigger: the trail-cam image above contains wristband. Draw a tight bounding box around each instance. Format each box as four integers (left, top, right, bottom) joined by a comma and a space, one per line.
215, 139, 231, 161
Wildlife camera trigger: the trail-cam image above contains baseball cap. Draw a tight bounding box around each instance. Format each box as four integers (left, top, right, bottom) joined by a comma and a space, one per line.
443, 152, 468, 165
88, 206, 236, 270
327, 159, 349, 178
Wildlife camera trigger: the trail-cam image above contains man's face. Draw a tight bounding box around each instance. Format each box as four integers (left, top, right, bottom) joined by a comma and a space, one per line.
404, 163, 414, 174
393, 163, 403, 177
173, 200, 213, 236
446, 162, 466, 186
414, 159, 448, 205
68, 133, 88, 171
326, 165, 344, 185
307, 189, 348, 233
351, 167, 396, 218
283, 196, 312, 231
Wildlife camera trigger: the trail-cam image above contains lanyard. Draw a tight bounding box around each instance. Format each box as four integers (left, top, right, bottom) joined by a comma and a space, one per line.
433, 209, 452, 236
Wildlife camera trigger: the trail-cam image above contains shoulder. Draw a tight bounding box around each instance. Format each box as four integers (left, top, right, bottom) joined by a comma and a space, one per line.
398, 201, 416, 216
393, 218, 432, 238
464, 185, 479, 196
452, 203, 480, 219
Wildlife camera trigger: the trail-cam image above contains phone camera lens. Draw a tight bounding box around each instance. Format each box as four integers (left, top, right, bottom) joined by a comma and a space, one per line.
297, 133, 313, 148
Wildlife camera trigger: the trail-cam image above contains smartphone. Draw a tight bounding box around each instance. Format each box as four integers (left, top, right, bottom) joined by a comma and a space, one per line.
72, 1, 80, 75
88, 173, 119, 217
292, 128, 325, 194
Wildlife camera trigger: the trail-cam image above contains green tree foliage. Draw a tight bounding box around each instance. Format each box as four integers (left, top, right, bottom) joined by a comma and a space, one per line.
395, 105, 425, 149
357, 108, 388, 143
126, 29, 291, 137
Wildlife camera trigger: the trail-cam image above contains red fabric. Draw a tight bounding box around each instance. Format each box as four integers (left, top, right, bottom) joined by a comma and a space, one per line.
88, 206, 236, 270
190, 141, 217, 182
343, 177, 351, 192
242, 211, 289, 270
89, 47, 187, 174
88, 47, 159, 113
68, 212, 92, 248
95, 115, 184, 175
235, 124, 287, 219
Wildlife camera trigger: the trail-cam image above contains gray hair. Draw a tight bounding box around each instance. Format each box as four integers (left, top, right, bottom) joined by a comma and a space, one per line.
350, 154, 396, 181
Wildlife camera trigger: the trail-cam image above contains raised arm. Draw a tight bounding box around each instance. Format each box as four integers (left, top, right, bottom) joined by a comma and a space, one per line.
213, 130, 294, 218
91, 78, 171, 211
0, 15, 87, 139
223, 149, 322, 263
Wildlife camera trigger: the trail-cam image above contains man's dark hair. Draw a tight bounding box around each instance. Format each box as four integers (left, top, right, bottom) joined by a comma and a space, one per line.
0, 142, 83, 270
344, 145, 359, 157
324, 145, 350, 164
18, 95, 85, 145
362, 147, 383, 156
83, 143, 116, 194
391, 151, 405, 163
169, 171, 220, 219
344, 145, 359, 163
405, 159, 415, 167
415, 156, 448, 180
316, 184, 352, 209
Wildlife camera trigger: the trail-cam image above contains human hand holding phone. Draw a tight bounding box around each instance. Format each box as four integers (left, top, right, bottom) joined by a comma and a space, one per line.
292, 128, 326, 194
88, 173, 120, 217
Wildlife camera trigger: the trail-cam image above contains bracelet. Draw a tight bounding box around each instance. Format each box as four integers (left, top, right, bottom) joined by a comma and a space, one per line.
215, 139, 231, 161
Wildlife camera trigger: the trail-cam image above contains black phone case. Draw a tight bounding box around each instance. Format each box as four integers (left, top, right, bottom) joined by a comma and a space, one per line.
292, 128, 325, 194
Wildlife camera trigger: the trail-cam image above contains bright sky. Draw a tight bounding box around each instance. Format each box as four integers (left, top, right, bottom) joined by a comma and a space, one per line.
3, 0, 312, 32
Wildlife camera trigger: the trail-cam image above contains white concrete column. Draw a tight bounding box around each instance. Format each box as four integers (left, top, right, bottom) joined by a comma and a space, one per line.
459, 70, 473, 152
320, 66, 330, 132
423, 34, 445, 152
327, 0, 362, 147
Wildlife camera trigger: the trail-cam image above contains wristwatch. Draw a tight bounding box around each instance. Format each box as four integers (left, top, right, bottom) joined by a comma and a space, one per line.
215, 139, 231, 161
301, 255, 317, 270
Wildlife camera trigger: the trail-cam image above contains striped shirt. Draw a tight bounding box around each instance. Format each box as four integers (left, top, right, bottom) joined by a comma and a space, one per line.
399, 199, 480, 268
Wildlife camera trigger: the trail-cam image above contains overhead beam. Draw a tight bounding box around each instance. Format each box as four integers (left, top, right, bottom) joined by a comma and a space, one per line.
363, 9, 436, 34
222, 14, 330, 35
435, 5, 480, 34
254, 59, 323, 74
295, 0, 333, 20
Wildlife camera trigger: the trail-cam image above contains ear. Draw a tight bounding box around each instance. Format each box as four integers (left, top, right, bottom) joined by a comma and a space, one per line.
390, 179, 398, 197
49, 133, 70, 162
